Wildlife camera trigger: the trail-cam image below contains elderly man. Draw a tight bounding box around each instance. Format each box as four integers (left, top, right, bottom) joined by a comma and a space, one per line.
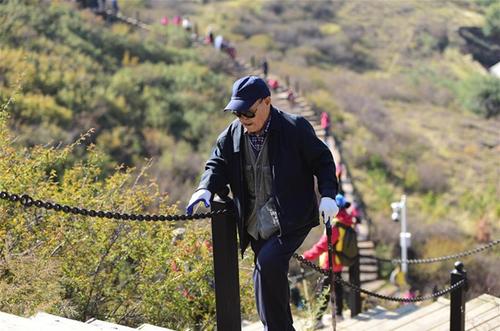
187, 75, 339, 330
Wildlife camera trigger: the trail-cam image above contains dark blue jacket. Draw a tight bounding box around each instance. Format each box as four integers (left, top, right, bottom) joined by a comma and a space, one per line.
198, 106, 338, 254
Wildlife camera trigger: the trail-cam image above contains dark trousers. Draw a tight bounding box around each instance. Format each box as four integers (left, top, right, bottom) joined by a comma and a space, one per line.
315, 272, 343, 320
250, 228, 310, 331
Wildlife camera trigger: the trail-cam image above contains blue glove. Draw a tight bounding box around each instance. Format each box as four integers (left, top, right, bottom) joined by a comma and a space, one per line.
186, 189, 212, 215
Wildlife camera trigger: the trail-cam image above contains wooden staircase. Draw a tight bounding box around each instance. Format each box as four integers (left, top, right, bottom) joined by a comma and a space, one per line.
332, 293, 500, 330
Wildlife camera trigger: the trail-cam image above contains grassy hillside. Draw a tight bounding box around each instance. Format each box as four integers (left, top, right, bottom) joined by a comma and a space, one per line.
133, 0, 500, 297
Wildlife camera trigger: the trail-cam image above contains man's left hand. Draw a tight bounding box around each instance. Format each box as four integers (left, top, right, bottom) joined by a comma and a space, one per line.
319, 197, 339, 223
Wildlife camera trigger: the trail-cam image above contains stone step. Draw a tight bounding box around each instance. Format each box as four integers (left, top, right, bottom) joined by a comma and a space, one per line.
138, 324, 177, 330
31, 312, 101, 331
0, 311, 36, 331
86, 318, 137, 330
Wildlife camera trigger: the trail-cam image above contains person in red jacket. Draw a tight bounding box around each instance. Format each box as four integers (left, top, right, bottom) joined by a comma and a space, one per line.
302, 194, 354, 328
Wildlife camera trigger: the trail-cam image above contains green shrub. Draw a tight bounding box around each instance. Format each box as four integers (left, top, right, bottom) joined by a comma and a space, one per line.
459, 74, 500, 118
483, 2, 500, 37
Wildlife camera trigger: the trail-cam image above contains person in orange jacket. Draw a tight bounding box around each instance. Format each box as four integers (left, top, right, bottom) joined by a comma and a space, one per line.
302, 194, 354, 328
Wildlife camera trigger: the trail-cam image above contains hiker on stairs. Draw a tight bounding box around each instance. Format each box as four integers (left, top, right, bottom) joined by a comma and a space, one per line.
302, 195, 355, 329
186, 75, 339, 331
320, 111, 331, 142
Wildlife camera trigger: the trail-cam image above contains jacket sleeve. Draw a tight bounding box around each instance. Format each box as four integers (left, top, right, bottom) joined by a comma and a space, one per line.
303, 234, 328, 261
196, 132, 230, 194
298, 117, 338, 198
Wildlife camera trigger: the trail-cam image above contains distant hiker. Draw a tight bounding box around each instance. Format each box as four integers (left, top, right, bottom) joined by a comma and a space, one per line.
350, 203, 361, 225
320, 111, 331, 141
182, 16, 192, 32
250, 55, 256, 68
262, 58, 269, 77
172, 15, 182, 26
214, 35, 224, 50
403, 286, 418, 305
205, 27, 214, 44
186, 75, 339, 330
267, 78, 279, 91
302, 194, 354, 328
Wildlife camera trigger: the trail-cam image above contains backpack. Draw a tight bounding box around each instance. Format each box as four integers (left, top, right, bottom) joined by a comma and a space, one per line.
334, 222, 358, 267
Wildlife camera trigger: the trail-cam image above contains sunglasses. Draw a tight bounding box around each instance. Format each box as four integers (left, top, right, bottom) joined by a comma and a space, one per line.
231, 99, 262, 119
232, 110, 255, 118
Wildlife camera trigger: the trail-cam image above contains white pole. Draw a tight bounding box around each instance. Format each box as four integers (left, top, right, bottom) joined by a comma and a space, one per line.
400, 195, 408, 274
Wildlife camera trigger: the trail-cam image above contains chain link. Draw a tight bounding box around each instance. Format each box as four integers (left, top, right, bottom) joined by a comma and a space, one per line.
359, 239, 500, 265
292, 254, 466, 303
0, 191, 231, 221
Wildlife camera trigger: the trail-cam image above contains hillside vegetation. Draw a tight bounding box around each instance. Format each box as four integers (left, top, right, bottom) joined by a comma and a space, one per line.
0, 0, 234, 203
0, 1, 256, 329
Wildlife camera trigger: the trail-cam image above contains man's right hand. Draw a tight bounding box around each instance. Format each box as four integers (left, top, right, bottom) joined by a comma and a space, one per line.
186, 189, 212, 215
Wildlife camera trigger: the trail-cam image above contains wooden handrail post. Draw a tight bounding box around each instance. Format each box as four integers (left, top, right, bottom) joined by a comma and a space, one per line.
450, 261, 467, 331
211, 195, 241, 331
348, 256, 361, 317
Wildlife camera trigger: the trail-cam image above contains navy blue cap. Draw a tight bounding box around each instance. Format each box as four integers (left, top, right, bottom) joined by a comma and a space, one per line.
224, 75, 270, 113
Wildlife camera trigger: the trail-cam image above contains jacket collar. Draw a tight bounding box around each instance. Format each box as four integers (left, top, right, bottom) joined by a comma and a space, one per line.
268, 105, 281, 133
232, 105, 281, 153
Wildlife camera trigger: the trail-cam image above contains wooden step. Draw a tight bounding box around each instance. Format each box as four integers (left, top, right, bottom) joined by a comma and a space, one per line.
360, 264, 379, 273
357, 241, 375, 249
359, 258, 378, 266
430, 294, 500, 330
337, 306, 388, 328
360, 279, 386, 293
339, 304, 419, 330
358, 248, 376, 256
341, 273, 379, 282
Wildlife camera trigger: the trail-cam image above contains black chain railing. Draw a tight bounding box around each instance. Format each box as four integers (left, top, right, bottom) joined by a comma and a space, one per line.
292, 254, 466, 303
359, 239, 500, 265
0, 191, 231, 222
